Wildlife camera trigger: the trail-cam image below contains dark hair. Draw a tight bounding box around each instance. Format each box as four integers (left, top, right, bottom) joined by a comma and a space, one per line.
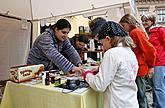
77, 35, 89, 44
51, 19, 71, 31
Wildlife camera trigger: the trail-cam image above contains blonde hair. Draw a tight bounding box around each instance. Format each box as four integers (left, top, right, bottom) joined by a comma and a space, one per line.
119, 14, 140, 26
119, 14, 149, 39
110, 36, 135, 48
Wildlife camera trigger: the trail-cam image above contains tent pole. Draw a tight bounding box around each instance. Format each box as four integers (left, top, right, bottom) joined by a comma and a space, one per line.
30, 0, 33, 20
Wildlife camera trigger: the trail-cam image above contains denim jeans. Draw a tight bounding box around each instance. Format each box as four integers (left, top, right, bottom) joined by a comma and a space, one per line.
136, 76, 149, 108
153, 66, 165, 108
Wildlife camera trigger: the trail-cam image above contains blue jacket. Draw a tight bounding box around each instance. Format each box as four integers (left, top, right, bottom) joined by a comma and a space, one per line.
27, 28, 82, 73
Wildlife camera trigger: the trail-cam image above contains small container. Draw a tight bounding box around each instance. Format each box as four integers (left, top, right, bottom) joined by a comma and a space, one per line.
45, 71, 50, 85
54, 78, 61, 86
42, 71, 47, 85
96, 42, 102, 51
97, 52, 100, 61
46, 72, 49, 78
89, 39, 95, 51
84, 27, 90, 33
50, 76, 55, 84
79, 26, 85, 34
45, 77, 50, 85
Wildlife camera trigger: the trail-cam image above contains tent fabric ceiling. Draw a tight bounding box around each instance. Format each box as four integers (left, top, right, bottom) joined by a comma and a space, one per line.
0, 0, 129, 20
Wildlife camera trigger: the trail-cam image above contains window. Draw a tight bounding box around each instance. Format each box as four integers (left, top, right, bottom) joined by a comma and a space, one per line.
156, 8, 165, 22
138, 8, 149, 16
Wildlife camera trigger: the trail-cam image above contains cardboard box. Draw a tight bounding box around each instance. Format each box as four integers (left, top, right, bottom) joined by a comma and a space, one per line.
10, 64, 44, 83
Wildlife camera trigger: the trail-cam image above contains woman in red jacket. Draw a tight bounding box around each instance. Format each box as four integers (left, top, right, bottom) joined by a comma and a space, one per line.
119, 14, 156, 108
141, 14, 165, 108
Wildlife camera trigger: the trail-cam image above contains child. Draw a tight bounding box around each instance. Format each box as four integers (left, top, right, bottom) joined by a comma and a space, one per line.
119, 14, 156, 108
82, 21, 139, 108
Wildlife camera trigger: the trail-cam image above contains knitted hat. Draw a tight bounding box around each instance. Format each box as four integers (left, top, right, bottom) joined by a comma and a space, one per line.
98, 21, 128, 40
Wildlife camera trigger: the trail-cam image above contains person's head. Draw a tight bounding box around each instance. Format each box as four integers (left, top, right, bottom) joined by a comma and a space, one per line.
98, 21, 135, 51
119, 14, 139, 32
89, 17, 106, 38
51, 19, 71, 42
76, 35, 89, 49
141, 14, 156, 29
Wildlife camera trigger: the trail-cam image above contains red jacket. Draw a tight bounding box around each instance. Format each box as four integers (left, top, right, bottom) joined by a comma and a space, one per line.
129, 27, 156, 76
148, 25, 165, 66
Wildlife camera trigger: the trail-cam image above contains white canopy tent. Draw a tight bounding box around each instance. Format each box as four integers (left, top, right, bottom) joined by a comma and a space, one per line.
0, 0, 133, 81
0, 0, 129, 20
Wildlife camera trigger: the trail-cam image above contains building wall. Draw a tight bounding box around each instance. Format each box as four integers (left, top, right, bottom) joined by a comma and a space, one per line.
136, 1, 165, 26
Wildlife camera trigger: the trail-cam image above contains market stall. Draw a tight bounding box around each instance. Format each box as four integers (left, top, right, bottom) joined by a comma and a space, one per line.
0, 0, 131, 81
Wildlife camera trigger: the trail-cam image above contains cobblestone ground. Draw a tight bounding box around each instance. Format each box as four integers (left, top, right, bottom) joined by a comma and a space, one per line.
146, 90, 153, 108
145, 77, 154, 108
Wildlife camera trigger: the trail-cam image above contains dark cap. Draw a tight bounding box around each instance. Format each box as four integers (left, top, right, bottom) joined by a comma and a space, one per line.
90, 18, 106, 37
98, 21, 128, 40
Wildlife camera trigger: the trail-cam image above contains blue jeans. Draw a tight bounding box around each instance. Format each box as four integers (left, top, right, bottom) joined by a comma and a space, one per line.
153, 66, 165, 108
136, 76, 149, 108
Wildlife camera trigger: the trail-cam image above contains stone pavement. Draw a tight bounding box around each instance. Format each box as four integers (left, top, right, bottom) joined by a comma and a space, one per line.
146, 91, 153, 108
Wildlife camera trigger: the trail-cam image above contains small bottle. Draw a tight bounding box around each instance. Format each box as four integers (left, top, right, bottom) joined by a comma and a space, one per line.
89, 39, 95, 51
83, 52, 87, 64
50, 76, 55, 84
42, 71, 46, 85
100, 52, 103, 61
97, 42, 102, 51
45, 71, 50, 85
79, 26, 85, 34
97, 52, 100, 61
